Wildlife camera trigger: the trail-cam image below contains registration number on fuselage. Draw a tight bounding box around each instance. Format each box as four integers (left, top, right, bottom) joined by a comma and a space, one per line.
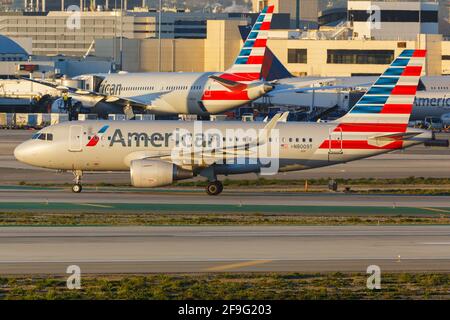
291, 143, 313, 151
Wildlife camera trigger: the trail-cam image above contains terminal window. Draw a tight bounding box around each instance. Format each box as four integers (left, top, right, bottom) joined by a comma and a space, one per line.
327, 50, 394, 65
288, 49, 307, 64
348, 10, 438, 23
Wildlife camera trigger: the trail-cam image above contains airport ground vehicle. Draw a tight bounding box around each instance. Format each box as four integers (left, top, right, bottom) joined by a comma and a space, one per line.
442, 114, 450, 128
424, 116, 444, 130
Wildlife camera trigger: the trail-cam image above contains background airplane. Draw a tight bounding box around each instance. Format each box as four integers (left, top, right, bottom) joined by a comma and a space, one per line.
14, 49, 433, 195
263, 75, 450, 122
25, 6, 277, 119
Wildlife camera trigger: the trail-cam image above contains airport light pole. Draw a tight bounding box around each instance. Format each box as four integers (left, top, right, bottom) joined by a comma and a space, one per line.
158, 0, 162, 72
120, 0, 123, 71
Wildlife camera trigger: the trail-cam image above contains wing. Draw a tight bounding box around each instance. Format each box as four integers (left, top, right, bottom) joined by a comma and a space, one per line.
124, 112, 288, 170
21, 77, 168, 118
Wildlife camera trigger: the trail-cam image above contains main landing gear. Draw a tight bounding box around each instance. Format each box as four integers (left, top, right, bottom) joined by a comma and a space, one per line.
71, 170, 83, 193
206, 181, 223, 196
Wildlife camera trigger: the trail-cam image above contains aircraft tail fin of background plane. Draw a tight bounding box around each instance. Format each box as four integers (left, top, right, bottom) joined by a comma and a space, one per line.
336, 49, 427, 129
221, 5, 275, 83
238, 25, 293, 81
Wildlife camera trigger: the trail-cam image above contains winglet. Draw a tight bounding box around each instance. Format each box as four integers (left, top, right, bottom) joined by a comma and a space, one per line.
258, 112, 288, 145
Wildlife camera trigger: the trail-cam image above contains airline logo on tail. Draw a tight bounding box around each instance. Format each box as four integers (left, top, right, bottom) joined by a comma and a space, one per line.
321, 49, 426, 151
220, 5, 275, 82
347, 49, 426, 120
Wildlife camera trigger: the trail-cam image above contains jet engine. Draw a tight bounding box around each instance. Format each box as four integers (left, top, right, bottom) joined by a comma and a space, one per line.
130, 159, 193, 188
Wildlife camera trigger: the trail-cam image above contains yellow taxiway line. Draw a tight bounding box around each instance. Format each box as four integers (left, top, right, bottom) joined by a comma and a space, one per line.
205, 260, 272, 272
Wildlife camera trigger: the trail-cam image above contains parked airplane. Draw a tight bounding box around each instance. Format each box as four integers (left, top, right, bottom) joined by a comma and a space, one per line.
14, 50, 432, 195
24, 6, 276, 118
263, 75, 450, 121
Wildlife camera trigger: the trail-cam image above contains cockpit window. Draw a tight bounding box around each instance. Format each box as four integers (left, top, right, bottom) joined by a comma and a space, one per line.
32, 133, 53, 141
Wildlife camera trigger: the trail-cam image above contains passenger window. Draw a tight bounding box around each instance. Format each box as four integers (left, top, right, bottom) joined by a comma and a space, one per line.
47, 134, 53, 141
38, 134, 46, 140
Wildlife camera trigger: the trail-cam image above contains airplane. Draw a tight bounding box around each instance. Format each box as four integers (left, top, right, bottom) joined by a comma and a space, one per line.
23, 6, 277, 119
262, 75, 450, 122
14, 49, 433, 195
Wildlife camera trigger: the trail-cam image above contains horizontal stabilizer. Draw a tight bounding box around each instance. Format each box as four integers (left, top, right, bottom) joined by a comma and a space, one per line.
209, 75, 247, 92
368, 132, 421, 147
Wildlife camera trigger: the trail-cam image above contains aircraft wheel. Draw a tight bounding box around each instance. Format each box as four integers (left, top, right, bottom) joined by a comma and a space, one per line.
206, 181, 223, 196
72, 184, 82, 193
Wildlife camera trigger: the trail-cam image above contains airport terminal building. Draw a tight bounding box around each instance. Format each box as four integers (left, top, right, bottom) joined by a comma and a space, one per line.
0, 0, 448, 77
94, 0, 450, 76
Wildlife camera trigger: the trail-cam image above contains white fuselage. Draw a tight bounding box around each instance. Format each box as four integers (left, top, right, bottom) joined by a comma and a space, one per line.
77, 72, 269, 116
14, 120, 431, 177
266, 76, 450, 120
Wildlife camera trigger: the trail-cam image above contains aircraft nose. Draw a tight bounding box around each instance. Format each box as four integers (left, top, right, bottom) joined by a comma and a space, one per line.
14, 142, 32, 164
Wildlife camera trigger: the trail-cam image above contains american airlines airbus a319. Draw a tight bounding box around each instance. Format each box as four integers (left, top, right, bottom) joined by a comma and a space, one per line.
15, 50, 433, 195
25, 6, 276, 118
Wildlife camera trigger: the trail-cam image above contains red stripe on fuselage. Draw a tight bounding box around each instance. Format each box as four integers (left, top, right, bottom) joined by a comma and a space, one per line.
380, 104, 413, 114
335, 123, 408, 132
202, 90, 250, 101
319, 140, 403, 150
391, 85, 417, 95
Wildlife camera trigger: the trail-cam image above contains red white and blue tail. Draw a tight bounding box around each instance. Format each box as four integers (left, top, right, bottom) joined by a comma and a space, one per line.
318, 49, 427, 153
337, 49, 427, 127
221, 5, 275, 83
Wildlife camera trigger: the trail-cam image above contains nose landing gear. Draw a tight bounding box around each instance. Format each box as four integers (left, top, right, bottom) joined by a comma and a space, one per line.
206, 181, 223, 196
72, 170, 83, 193
72, 184, 82, 193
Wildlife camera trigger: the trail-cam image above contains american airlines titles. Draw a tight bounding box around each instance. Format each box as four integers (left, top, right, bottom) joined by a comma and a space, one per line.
414, 97, 450, 107
99, 81, 122, 96
108, 122, 281, 174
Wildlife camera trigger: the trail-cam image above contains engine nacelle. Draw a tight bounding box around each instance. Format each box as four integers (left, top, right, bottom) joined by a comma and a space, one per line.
130, 159, 193, 188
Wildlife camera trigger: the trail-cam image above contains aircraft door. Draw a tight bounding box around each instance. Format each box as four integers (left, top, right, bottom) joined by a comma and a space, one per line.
69, 125, 83, 152
328, 127, 343, 158
204, 83, 212, 98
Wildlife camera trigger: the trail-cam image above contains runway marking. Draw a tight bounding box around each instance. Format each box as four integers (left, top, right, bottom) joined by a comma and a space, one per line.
76, 203, 114, 209
419, 207, 450, 214
421, 242, 450, 245
205, 260, 272, 271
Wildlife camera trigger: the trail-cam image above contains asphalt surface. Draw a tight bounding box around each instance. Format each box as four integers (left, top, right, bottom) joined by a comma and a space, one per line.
1, 130, 449, 275
0, 188, 449, 215
0, 226, 449, 274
